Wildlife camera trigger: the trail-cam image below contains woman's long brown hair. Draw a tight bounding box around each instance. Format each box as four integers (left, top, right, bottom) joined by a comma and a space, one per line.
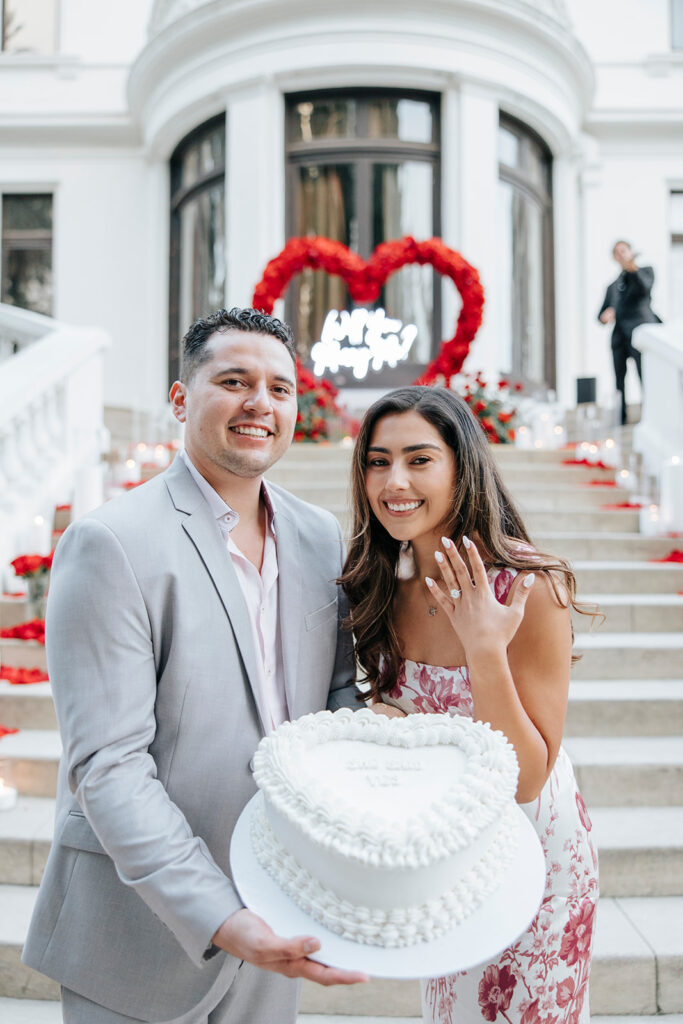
339, 386, 593, 701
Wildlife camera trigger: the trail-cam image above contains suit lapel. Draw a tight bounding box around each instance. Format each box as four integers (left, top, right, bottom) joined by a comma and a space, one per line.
164, 459, 269, 735
273, 503, 302, 721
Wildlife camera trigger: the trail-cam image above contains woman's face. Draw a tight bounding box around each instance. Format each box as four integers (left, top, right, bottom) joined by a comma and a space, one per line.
364, 409, 457, 544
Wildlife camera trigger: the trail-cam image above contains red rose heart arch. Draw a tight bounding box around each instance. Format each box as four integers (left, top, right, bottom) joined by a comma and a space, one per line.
251, 235, 485, 383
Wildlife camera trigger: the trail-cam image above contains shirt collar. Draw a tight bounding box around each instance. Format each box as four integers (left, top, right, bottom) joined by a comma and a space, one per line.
178, 449, 277, 532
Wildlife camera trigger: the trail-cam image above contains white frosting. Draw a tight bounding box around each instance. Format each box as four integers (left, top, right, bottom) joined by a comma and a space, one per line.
250, 708, 520, 947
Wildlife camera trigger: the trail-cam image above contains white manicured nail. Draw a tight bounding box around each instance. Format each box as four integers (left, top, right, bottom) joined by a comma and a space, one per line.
463, 536, 472, 549
523, 574, 535, 588
441, 537, 451, 549
434, 551, 444, 563
425, 576, 435, 587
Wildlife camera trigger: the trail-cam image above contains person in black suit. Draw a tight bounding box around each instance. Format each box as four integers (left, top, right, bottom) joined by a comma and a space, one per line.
598, 240, 661, 425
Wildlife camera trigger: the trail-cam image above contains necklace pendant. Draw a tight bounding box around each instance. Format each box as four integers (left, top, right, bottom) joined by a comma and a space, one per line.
428, 605, 437, 616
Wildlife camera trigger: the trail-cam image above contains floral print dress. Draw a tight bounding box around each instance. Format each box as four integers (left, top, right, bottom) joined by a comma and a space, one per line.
383, 567, 599, 1024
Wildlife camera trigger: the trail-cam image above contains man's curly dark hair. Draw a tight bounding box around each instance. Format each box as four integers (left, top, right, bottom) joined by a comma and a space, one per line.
180, 307, 296, 383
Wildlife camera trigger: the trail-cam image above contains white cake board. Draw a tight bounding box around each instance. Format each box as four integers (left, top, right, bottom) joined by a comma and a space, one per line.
230, 793, 545, 979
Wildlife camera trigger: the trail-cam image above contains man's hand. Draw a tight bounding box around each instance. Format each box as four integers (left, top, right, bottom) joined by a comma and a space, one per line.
212, 909, 369, 986
600, 307, 615, 324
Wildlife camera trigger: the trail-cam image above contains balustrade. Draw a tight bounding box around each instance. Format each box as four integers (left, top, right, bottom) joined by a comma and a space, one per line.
0, 303, 110, 583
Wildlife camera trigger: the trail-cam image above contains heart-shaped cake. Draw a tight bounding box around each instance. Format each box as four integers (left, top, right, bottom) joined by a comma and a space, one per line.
251, 708, 519, 947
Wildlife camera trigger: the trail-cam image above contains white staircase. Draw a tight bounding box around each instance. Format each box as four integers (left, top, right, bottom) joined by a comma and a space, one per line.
0, 440, 682, 1021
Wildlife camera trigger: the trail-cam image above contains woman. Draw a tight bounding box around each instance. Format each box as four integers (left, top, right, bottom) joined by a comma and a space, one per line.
340, 386, 598, 1024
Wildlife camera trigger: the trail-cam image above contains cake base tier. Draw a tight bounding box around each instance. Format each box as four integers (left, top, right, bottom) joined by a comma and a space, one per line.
230, 793, 545, 979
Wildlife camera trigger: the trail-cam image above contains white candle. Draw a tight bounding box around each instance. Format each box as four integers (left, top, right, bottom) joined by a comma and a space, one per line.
601, 438, 621, 468
25, 514, 51, 554
515, 425, 533, 450
639, 504, 661, 537
0, 779, 17, 811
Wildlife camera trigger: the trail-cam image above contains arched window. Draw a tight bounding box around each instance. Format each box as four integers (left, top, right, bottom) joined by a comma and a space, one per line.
285, 89, 440, 386
496, 115, 555, 389
168, 115, 226, 385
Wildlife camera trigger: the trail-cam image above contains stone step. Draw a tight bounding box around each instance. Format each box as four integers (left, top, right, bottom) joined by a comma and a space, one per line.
566, 679, 683, 735
0, 797, 53, 884
591, 807, 683, 897
573, 562, 683, 594
1, 799, 679, 901
1, 887, 680, 1013
572, 633, 683, 679
330, 507, 642, 538
541, 532, 682, 563
563, 736, 683, 806
516, 485, 640, 510
300, 896, 683, 1016
0, 683, 55, 730
527, 509, 640, 533
0, 731, 61, 798
572, 595, 683, 633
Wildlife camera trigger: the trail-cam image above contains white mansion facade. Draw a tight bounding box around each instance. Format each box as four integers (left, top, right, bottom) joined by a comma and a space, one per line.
1, 0, 682, 412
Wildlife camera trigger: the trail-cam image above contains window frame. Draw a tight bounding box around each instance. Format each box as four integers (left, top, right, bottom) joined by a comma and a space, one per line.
672, 0, 683, 50
285, 88, 442, 385
498, 113, 556, 390
0, 190, 54, 317
168, 113, 226, 387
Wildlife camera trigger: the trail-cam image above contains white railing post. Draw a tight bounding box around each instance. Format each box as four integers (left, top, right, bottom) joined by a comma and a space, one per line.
633, 321, 683, 533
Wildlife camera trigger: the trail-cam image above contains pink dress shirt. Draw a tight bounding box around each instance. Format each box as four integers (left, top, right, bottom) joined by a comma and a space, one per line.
179, 451, 288, 732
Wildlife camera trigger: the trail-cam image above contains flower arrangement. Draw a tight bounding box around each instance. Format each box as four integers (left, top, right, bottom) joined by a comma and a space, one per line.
295, 365, 358, 442
252, 235, 485, 386
448, 373, 520, 444
10, 553, 53, 620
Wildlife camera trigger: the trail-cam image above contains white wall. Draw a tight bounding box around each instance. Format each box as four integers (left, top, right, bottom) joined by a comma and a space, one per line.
0, 148, 168, 409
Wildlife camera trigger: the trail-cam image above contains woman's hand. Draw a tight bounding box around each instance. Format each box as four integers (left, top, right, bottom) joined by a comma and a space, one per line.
425, 537, 535, 660
368, 701, 407, 719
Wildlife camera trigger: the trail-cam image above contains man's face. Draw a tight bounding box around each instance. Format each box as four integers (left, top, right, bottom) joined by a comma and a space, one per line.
613, 242, 633, 267
170, 330, 297, 480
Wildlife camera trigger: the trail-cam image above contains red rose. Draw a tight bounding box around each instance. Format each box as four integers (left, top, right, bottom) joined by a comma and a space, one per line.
498, 411, 514, 424
474, 400, 487, 414
11, 555, 47, 577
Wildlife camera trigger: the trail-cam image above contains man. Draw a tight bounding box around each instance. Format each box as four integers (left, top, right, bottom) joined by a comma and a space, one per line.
598, 240, 661, 425
23, 308, 366, 1023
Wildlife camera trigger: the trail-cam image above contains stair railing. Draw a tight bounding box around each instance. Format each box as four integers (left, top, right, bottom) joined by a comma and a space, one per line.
0, 303, 110, 581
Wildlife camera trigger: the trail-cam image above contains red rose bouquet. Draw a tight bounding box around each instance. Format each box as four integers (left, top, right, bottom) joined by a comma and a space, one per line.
10, 552, 53, 620
447, 373, 519, 444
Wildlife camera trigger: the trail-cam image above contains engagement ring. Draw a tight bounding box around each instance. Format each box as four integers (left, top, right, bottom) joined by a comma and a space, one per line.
450, 588, 461, 600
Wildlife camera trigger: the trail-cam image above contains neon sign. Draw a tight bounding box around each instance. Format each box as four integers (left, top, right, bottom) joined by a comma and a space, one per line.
310, 308, 418, 380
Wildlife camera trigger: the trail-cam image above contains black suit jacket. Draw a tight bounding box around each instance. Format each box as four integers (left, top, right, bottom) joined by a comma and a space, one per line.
598, 266, 661, 345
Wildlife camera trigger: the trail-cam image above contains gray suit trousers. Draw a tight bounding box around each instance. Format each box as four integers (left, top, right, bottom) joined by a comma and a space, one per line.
62, 964, 300, 1024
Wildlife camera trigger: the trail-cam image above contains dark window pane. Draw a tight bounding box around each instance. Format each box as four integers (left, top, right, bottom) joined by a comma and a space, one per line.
179, 126, 225, 191
291, 164, 356, 357
178, 184, 226, 334
3, 194, 52, 232
496, 179, 547, 383
3, 0, 56, 54
2, 247, 52, 315
373, 162, 434, 362
291, 99, 357, 142
368, 98, 433, 143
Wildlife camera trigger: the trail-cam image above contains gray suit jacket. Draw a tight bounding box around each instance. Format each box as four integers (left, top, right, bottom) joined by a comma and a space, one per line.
23, 457, 358, 1021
